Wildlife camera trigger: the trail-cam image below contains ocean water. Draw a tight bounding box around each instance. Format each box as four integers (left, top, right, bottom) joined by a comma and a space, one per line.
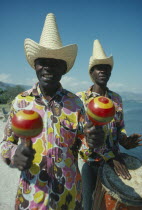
123, 100, 142, 135
120, 100, 142, 161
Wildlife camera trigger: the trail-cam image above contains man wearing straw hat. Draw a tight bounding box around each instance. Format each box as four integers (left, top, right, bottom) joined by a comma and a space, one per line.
0, 13, 87, 209
76, 39, 142, 210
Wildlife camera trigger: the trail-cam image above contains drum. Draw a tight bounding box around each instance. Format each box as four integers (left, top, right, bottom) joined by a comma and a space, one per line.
92, 154, 142, 210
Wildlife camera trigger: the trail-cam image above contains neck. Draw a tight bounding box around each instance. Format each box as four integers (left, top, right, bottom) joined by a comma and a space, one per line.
92, 84, 107, 96
39, 82, 60, 98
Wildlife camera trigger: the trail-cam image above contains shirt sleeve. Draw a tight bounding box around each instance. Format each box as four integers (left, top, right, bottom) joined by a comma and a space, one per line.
78, 92, 127, 162
116, 106, 127, 148
115, 95, 127, 142
0, 101, 19, 167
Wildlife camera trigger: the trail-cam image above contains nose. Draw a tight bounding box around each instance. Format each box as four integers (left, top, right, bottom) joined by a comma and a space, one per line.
100, 69, 106, 73
43, 66, 52, 72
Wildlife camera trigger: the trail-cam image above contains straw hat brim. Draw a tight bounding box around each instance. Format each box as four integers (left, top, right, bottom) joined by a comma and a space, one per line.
89, 56, 113, 83
89, 56, 113, 72
24, 39, 78, 73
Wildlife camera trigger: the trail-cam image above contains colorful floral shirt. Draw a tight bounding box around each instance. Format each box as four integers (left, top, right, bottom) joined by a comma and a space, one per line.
1, 83, 85, 210
76, 86, 127, 162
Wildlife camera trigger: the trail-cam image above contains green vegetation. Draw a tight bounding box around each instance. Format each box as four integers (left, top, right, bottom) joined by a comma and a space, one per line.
0, 85, 25, 104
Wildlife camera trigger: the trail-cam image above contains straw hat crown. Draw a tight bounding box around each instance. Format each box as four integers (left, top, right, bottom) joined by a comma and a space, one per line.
89, 39, 113, 73
24, 13, 77, 73
39, 13, 62, 48
92, 39, 107, 59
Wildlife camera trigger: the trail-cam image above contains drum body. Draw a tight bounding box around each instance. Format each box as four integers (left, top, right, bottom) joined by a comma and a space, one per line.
92, 154, 142, 210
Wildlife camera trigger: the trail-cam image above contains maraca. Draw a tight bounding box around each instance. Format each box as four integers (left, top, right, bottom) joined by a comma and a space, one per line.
87, 96, 115, 125
11, 110, 43, 146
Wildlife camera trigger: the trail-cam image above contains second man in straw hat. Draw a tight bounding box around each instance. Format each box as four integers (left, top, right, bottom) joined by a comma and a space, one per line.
76, 39, 142, 210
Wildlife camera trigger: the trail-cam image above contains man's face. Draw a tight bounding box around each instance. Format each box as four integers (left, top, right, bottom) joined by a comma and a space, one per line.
34, 58, 67, 87
90, 64, 112, 87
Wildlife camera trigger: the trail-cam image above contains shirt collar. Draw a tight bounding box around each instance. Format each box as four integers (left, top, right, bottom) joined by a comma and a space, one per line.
85, 85, 110, 99
31, 82, 67, 106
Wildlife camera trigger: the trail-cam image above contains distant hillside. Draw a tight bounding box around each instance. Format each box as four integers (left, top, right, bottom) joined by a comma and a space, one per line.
118, 91, 142, 101
0, 81, 31, 91
0, 81, 142, 101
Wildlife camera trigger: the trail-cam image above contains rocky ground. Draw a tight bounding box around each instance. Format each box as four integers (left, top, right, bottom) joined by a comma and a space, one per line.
0, 121, 20, 210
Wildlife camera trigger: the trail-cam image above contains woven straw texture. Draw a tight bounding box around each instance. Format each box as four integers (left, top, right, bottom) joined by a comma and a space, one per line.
24, 13, 77, 72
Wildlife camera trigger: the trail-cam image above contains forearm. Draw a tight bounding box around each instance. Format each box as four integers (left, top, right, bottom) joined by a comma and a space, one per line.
78, 137, 115, 162
1, 141, 18, 166
0, 106, 19, 166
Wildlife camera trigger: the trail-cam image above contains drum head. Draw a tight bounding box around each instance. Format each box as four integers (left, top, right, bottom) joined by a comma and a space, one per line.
100, 153, 142, 206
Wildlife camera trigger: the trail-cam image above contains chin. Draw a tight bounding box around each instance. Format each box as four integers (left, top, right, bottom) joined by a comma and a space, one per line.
100, 79, 108, 84
40, 80, 59, 87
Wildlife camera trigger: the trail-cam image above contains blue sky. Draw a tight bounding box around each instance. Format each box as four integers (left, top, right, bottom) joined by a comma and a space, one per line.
0, 0, 142, 93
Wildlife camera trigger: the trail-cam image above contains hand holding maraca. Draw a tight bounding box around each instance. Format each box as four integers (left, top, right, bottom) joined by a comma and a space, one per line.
11, 110, 43, 171
84, 96, 115, 149
13, 142, 35, 171
84, 121, 105, 148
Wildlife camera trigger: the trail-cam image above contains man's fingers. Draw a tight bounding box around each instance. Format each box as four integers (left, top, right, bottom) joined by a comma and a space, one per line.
109, 157, 131, 180
113, 167, 120, 176
84, 121, 94, 129
87, 134, 104, 140
120, 165, 131, 180
115, 166, 130, 180
21, 147, 35, 157
132, 134, 142, 139
85, 125, 97, 134
136, 134, 142, 138
85, 127, 104, 135
137, 139, 142, 142
84, 122, 103, 131
116, 162, 131, 180
87, 143, 94, 149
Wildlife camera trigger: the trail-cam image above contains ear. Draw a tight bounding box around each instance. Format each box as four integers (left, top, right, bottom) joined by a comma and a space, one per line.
34, 59, 37, 69
90, 66, 94, 74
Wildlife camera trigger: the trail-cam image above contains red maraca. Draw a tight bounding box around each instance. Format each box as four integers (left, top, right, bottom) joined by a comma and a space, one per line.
11, 110, 43, 146
87, 96, 115, 125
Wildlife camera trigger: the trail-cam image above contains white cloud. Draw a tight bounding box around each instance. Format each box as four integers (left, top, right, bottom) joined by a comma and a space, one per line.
0, 74, 13, 83
108, 82, 142, 93
61, 76, 92, 93
23, 77, 38, 86
108, 82, 126, 90
0, 73, 37, 87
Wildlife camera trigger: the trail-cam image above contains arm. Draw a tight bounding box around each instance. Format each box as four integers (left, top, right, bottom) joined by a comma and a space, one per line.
106, 95, 131, 179
82, 121, 115, 161
1, 103, 19, 166
76, 117, 112, 162
1, 100, 35, 170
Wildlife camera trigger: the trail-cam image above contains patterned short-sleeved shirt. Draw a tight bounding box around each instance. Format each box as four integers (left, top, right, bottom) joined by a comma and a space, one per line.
76, 86, 127, 162
1, 83, 85, 210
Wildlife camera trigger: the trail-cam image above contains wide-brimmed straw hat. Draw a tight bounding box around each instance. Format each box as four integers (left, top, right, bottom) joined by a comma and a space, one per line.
24, 13, 77, 73
88, 39, 113, 76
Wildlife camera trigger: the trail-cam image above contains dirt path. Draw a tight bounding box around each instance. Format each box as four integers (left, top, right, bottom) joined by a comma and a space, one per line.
0, 121, 20, 210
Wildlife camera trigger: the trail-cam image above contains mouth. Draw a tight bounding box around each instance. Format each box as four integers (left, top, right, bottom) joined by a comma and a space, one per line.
41, 74, 54, 81
99, 75, 108, 79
